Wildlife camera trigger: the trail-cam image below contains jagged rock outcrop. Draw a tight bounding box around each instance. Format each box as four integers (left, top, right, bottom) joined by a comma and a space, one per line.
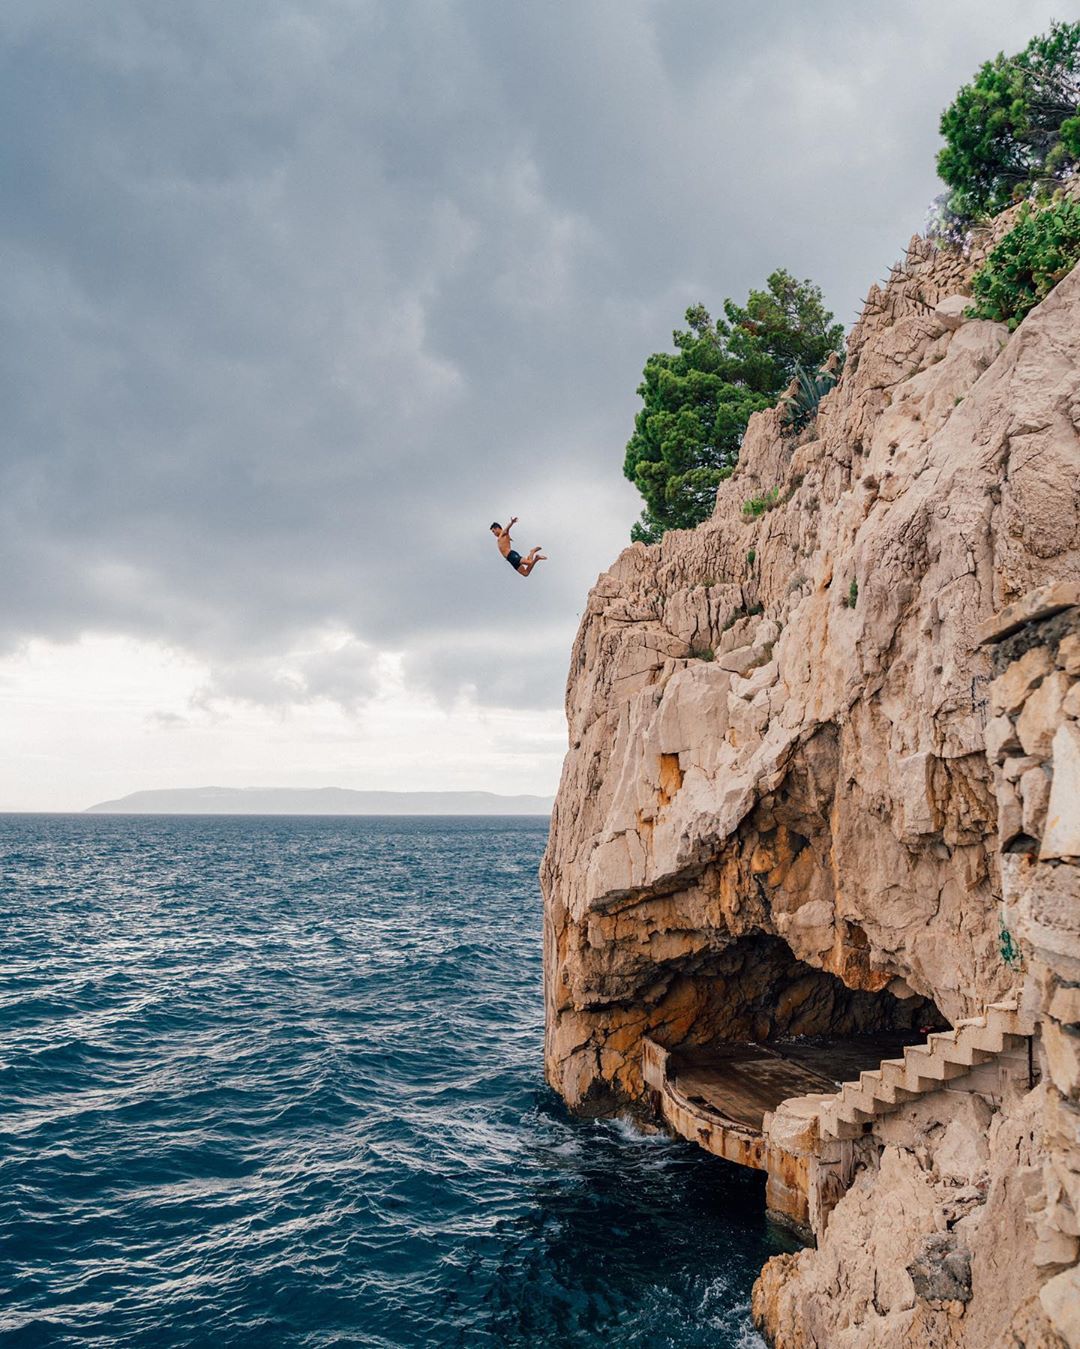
541, 217, 1080, 1346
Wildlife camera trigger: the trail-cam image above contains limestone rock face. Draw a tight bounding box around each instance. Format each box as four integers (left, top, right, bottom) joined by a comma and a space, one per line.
542, 239, 1080, 1112
542, 227, 1080, 1346
752, 1089, 1058, 1349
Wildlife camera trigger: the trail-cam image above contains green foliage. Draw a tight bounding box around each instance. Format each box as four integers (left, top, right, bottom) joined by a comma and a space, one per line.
742, 486, 782, 519
781, 361, 840, 434
746, 549, 756, 566
937, 22, 1080, 219
624, 271, 843, 542
999, 921, 1020, 968
688, 645, 715, 662
968, 198, 1080, 328
723, 271, 845, 389
848, 577, 859, 608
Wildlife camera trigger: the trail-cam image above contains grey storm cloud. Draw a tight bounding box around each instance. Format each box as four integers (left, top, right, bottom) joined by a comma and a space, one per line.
0, 0, 1065, 712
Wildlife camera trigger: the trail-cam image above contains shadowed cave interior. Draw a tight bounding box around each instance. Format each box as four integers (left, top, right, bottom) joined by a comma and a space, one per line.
650, 931, 946, 1054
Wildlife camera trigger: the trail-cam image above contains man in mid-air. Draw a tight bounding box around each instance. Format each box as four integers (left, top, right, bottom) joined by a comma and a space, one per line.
490, 518, 546, 576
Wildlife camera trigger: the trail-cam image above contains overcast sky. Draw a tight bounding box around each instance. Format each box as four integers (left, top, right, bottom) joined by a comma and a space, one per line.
0, 1, 1067, 810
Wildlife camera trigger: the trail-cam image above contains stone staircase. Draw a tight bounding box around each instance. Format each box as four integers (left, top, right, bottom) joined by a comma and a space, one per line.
812, 1000, 1034, 1140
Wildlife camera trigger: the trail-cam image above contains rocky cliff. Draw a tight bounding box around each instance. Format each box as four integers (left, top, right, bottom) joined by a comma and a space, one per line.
541, 215, 1080, 1347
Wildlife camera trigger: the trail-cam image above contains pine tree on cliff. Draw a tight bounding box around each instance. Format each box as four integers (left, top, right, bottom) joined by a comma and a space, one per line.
937, 20, 1080, 220
623, 271, 843, 543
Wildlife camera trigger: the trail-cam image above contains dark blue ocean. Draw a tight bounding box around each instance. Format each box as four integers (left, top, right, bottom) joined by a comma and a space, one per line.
0, 815, 795, 1347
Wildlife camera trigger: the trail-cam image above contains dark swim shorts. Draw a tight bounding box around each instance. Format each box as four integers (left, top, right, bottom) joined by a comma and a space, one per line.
506, 549, 522, 570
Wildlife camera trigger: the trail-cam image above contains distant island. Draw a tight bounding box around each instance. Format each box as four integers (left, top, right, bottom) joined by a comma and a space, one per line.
85, 787, 554, 815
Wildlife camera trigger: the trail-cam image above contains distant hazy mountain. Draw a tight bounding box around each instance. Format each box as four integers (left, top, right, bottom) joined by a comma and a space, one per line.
85, 787, 553, 816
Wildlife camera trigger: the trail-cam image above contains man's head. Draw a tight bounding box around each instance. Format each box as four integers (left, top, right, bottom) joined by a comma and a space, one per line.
490, 522, 501, 533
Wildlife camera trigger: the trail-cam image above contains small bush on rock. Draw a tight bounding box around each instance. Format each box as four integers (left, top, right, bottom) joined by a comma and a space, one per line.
968, 198, 1080, 328
742, 486, 782, 519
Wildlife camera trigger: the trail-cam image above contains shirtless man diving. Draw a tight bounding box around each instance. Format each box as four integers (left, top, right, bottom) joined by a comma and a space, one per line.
490, 518, 546, 577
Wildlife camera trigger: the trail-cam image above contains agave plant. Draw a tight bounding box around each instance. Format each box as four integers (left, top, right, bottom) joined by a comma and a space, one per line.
780, 357, 840, 434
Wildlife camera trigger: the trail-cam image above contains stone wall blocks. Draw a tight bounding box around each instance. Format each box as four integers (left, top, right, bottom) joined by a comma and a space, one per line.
1059, 633, 1080, 676
1020, 766, 1053, 841
1050, 985, 1080, 1027
1018, 672, 1072, 759
990, 644, 1055, 716
979, 584, 1080, 646
1044, 1019, 1080, 1100
1039, 1264, 1080, 1348
934, 294, 970, 331
1033, 1220, 1080, 1270
996, 777, 1023, 849
1052, 1192, 1080, 1240
986, 714, 1022, 764
1041, 722, 1080, 861
1003, 754, 1043, 783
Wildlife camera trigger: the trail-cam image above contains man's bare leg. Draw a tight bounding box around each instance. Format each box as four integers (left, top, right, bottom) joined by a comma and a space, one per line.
518, 548, 547, 577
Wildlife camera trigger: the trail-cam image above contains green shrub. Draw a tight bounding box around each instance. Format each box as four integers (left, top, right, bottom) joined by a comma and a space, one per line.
780, 361, 840, 434
742, 486, 782, 519
624, 272, 843, 542
968, 198, 1080, 328
746, 549, 756, 566
842, 577, 859, 608
999, 921, 1020, 967
937, 22, 1080, 220
688, 645, 715, 662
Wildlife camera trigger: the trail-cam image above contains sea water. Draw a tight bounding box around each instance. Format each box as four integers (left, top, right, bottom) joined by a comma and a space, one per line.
0, 815, 796, 1347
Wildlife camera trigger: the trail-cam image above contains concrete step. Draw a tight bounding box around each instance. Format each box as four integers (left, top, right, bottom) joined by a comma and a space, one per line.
961, 1025, 1010, 1055
838, 1082, 878, 1117
926, 1029, 996, 1066
872, 1076, 920, 1106
903, 1044, 969, 1082
817, 1103, 868, 1140
863, 1061, 919, 1105
808, 1001, 1034, 1143
988, 999, 1035, 1036
877, 1057, 910, 1087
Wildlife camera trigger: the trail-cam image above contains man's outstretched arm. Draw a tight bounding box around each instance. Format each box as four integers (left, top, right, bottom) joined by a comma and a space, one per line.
502, 516, 518, 539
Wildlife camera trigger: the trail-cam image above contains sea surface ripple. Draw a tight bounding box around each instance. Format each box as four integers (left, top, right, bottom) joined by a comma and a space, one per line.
0, 815, 795, 1347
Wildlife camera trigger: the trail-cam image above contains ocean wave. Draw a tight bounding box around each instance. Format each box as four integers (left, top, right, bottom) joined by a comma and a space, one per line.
0, 814, 790, 1347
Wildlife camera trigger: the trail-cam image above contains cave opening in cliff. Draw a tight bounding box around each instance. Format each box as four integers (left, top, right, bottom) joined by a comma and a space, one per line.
653, 932, 945, 1053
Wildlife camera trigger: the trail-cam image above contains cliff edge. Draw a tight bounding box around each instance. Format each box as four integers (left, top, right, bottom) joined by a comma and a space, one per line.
541, 218, 1080, 1347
